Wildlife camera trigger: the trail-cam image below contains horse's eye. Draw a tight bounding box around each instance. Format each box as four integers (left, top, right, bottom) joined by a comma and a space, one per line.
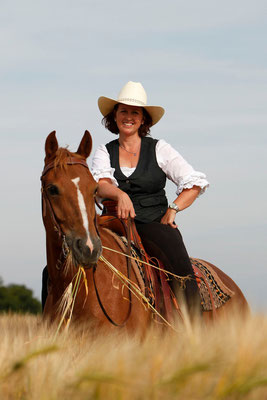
47, 185, 59, 196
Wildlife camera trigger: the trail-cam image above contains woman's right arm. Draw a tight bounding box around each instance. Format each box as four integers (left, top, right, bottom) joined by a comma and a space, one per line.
91, 145, 135, 219
97, 178, 136, 219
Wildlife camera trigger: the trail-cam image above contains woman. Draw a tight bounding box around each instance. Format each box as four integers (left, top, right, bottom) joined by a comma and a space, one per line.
92, 81, 209, 316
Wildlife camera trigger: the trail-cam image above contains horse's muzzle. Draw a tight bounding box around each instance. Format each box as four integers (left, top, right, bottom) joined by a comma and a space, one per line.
67, 235, 102, 268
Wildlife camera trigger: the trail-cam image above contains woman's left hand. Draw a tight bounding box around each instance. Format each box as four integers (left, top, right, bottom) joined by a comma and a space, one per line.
160, 208, 177, 228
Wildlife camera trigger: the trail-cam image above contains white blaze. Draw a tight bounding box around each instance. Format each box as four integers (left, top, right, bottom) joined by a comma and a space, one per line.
71, 177, 94, 253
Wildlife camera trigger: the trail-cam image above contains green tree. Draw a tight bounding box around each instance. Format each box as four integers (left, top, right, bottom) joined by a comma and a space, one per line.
0, 277, 41, 314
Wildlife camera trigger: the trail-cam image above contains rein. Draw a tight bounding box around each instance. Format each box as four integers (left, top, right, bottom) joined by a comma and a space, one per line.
92, 216, 133, 327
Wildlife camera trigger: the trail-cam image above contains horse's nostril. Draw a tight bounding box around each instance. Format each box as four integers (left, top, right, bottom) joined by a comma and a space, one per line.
77, 239, 83, 252
73, 238, 86, 255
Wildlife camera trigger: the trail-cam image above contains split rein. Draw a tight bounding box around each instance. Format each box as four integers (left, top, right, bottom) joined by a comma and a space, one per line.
41, 158, 133, 328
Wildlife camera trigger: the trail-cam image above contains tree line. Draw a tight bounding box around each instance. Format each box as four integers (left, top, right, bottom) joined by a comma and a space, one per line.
0, 277, 41, 314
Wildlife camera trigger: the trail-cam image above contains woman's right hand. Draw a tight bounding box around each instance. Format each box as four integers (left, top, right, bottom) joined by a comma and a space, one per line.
117, 192, 136, 219
97, 179, 136, 219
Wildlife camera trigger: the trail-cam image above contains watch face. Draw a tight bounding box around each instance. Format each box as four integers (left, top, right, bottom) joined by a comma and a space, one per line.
169, 203, 179, 212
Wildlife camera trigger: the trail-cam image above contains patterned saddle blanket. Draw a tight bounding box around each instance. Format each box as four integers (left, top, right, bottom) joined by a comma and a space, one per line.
102, 228, 234, 313
191, 258, 235, 311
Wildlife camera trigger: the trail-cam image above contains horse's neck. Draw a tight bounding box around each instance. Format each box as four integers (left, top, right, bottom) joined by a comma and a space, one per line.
46, 233, 64, 282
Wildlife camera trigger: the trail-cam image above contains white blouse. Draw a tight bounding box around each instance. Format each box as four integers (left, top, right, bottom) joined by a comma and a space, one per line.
91, 139, 209, 196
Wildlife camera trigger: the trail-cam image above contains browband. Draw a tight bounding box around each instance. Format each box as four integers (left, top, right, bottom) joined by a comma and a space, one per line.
41, 157, 89, 179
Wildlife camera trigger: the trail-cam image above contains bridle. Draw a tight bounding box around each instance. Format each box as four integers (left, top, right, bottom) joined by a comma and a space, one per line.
41, 156, 133, 326
40, 157, 96, 263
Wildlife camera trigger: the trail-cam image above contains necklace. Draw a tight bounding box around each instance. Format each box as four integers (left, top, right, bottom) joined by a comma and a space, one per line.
119, 142, 140, 157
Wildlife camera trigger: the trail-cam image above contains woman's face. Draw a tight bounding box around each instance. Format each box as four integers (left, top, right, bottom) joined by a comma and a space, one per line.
115, 104, 144, 137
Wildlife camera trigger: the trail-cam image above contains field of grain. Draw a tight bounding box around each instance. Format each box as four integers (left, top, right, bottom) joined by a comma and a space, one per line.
1, 312, 267, 399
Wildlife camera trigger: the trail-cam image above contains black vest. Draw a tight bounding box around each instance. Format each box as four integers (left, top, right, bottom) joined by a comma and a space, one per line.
106, 137, 168, 223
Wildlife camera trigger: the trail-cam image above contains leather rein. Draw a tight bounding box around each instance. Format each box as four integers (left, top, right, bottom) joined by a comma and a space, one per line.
41, 157, 133, 327
92, 217, 133, 327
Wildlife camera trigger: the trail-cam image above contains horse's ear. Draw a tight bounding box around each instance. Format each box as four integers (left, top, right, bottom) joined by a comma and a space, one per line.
45, 131, 58, 161
76, 130, 92, 159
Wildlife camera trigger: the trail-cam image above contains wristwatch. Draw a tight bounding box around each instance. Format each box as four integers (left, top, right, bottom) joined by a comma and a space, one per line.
168, 202, 180, 213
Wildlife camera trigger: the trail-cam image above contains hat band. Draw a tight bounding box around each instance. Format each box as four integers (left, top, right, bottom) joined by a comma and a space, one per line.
118, 97, 146, 106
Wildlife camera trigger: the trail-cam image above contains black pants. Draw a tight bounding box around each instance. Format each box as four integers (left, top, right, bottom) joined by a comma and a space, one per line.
135, 220, 201, 314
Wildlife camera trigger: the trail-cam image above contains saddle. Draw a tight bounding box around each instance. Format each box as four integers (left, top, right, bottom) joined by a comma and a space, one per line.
98, 200, 234, 322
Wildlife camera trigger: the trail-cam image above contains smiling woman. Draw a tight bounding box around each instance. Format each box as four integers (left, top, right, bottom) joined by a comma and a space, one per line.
103, 103, 152, 139
92, 81, 209, 316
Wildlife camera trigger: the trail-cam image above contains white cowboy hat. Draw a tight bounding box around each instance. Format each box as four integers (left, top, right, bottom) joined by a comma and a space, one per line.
98, 81, 165, 126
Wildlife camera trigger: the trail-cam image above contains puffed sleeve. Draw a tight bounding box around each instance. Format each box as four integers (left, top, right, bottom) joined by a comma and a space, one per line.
156, 139, 209, 196
91, 144, 118, 186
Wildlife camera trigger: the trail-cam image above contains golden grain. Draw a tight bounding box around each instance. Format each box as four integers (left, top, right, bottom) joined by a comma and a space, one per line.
1, 312, 267, 399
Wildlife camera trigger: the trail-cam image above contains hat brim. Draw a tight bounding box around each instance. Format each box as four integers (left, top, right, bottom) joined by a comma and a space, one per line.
98, 96, 165, 126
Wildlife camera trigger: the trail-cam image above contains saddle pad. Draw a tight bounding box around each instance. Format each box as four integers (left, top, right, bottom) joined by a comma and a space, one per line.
191, 258, 235, 311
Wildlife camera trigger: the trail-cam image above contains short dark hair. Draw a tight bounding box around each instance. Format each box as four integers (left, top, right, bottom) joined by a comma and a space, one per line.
101, 104, 153, 137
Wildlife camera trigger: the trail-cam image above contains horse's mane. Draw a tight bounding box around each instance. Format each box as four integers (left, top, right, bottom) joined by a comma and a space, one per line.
54, 147, 83, 170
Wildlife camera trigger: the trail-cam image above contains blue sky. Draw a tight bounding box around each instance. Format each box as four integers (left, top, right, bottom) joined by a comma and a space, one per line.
1, 0, 266, 310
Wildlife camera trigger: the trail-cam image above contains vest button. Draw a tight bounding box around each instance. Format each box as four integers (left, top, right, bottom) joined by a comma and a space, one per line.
126, 180, 130, 184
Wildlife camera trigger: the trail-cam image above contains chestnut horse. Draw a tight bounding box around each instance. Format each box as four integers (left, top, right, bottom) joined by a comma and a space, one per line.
41, 131, 248, 332
41, 130, 153, 334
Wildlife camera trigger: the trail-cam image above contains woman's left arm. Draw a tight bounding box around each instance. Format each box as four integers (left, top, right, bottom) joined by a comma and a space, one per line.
156, 140, 209, 228
161, 185, 201, 228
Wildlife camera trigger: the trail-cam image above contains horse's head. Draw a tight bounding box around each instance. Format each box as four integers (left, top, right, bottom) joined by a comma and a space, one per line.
41, 131, 102, 269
